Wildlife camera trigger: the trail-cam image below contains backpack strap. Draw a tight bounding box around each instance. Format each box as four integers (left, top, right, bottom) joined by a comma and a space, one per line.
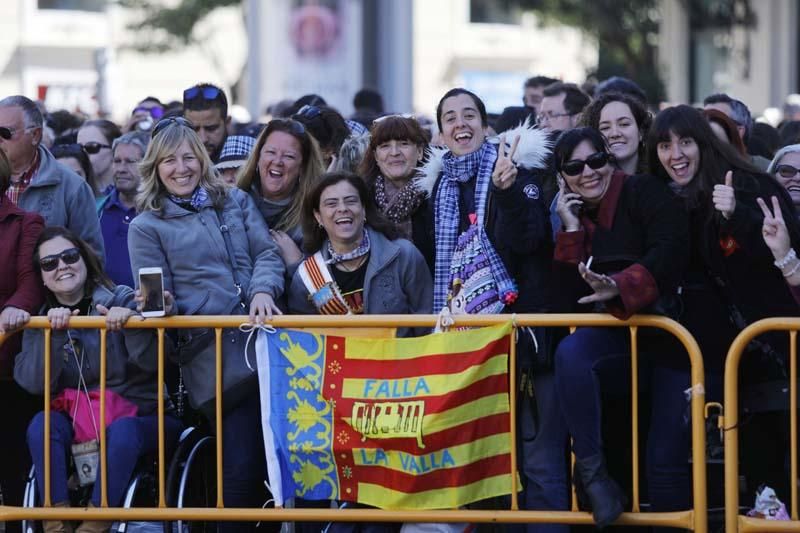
297, 252, 351, 315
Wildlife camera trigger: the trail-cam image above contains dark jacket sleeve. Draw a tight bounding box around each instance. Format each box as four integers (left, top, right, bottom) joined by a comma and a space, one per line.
5, 212, 45, 312
607, 175, 689, 319
490, 168, 550, 256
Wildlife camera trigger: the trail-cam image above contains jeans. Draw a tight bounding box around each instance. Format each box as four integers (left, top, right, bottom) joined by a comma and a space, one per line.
554, 327, 691, 513
27, 411, 181, 507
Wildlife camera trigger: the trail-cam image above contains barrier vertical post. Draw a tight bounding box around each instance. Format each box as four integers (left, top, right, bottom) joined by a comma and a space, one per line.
157, 328, 166, 508
215, 328, 224, 508
509, 323, 518, 510
43, 329, 52, 507
629, 326, 640, 512
791, 330, 798, 520
99, 329, 108, 507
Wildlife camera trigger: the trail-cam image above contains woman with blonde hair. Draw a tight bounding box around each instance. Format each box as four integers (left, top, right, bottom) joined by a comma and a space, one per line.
128, 116, 285, 533
237, 118, 325, 268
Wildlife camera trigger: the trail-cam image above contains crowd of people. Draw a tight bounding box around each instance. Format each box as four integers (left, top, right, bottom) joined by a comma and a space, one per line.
0, 74, 798, 533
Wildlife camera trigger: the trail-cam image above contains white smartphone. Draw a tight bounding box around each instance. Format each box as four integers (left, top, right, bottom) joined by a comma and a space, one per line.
139, 267, 166, 317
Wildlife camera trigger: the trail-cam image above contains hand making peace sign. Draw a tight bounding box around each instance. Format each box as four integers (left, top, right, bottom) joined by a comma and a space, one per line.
492, 133, 520, 190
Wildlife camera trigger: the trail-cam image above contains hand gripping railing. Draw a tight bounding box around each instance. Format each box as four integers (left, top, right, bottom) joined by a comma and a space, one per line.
0, 313, 706, 531
724, 317, 800, 532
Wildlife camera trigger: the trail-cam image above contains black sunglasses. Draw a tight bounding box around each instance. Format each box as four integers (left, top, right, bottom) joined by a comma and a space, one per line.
39, 248, 82, 272
776, 164, 800, 179
0, 125, 36, 140
560, 152, 610, 177
271, 118, 306, 136
151, 116, 194, 139
79, 142, 111, 155
183, 86, 223, 102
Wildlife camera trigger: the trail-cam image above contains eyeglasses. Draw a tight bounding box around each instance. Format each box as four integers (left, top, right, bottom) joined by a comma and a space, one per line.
79, 142, 111, 155
0, 125, 37, 140
132, 105, 165, 120
151, 116, 194, 139
271, 118, 306, 136
560, 152, 610, 177
296, 105, 321, 119
372, 113, 416, 125
536, 112, 575, 125
775, 164, 800, 179
183, 86, 223, 103
39, 247, 82, 272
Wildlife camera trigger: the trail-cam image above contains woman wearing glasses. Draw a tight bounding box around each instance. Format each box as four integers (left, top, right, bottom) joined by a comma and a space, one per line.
15, 226, 180, 533
237, 118, 326, 272
127, 117, 285, 532
77, 120, 122, 196
767, 144, 800, 214
552, 127, 689, 528
358, 115, 433, 269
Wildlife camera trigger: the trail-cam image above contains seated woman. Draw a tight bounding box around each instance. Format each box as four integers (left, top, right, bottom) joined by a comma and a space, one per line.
552, 127, 689, 528
358, 115, 433, 269
127, 116, 285, 533
15, 227, 181, 533
288, 171, 431, 333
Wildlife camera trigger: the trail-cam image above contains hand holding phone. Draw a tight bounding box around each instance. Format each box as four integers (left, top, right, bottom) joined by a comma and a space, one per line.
138, 267, 166, 317
556, 181, 583, 232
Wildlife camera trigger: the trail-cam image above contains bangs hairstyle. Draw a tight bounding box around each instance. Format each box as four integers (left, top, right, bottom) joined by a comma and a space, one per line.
33, 226, 114, 307
436, 88, 487, 131
580, 91, 652, 173
358, 116, 429, 184
553, 127, 610, 174
136, 122, 226, 213
237, 118, 326, 232
301, 171, 397, 253
646, 105, 760, 207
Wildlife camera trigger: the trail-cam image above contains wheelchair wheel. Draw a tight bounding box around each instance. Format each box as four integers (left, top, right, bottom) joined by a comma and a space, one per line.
163, 427, 216, 533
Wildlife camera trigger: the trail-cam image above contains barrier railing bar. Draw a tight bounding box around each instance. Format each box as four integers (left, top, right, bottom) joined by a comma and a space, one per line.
1, 314, 706, 532
724, 317, 800, 533
630, 326, 640, 512
0, 506, 696, 527
791, 330, 797, 521
215, 327, 224, 508
43, 328, 52, 508
99, 328, 108, 508
157, 328, 166, 508
509, 325, 518, 510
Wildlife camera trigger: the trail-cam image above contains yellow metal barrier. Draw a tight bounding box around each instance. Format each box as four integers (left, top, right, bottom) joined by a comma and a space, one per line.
724, 317, 800, 533
0, 313, 706, 531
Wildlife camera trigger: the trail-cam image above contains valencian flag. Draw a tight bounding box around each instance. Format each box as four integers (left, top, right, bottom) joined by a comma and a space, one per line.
255, 323, 514, 509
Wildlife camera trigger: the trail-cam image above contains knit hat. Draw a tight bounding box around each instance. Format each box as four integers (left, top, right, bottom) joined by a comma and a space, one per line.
215, 135, 257, 170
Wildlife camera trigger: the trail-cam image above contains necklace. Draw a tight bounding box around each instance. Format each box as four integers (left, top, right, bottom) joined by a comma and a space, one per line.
336, 254, 368, 273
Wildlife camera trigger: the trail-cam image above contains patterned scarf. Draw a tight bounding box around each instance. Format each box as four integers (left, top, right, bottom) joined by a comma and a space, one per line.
433, 142, 517, 312
326, 228, 371, 265
374, 175, 426, 226
168, 186, 209, 211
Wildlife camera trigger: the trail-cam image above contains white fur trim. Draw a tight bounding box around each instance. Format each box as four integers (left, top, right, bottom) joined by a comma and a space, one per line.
414, 118, 551, 197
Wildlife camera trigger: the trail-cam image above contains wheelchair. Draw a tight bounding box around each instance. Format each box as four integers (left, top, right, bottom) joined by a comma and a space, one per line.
21, 424, 216, 533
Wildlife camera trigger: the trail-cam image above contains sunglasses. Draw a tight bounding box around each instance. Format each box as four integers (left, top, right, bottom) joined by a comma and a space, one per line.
79, 142, 111, 155
271, 118, 306, 136
133, 105, 165, 120
183, 86, 223, 102
560, 152, 610, 177
0, 125, 37, 140
39, 248, 82, 272
296, 105, 321, 119
151, 116, 194, 139
776, 164, 800, 179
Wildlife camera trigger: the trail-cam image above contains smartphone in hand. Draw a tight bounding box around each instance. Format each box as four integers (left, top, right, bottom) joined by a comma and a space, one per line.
139, 267, 166, 317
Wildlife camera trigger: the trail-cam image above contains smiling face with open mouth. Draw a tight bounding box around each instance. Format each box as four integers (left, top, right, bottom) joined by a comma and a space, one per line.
258, 131, 303, 201
315, 180, 366, 252
775, 151, 800, 208
39, 236, 88, 305
656, 130, 700, 187
157, 139, 202, 198
439, 93, 488, 156
598, 101, 640, 171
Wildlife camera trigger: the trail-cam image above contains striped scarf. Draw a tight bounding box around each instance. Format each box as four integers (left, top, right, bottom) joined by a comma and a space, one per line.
168, 186, 209, 211
433, 142, 517, 312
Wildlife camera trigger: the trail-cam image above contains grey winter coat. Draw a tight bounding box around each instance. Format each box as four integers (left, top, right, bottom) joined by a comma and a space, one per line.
127, 187, 285, 411
288, 227, 432, 337
18, 146, 105, 261
14, 285, 159, 415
